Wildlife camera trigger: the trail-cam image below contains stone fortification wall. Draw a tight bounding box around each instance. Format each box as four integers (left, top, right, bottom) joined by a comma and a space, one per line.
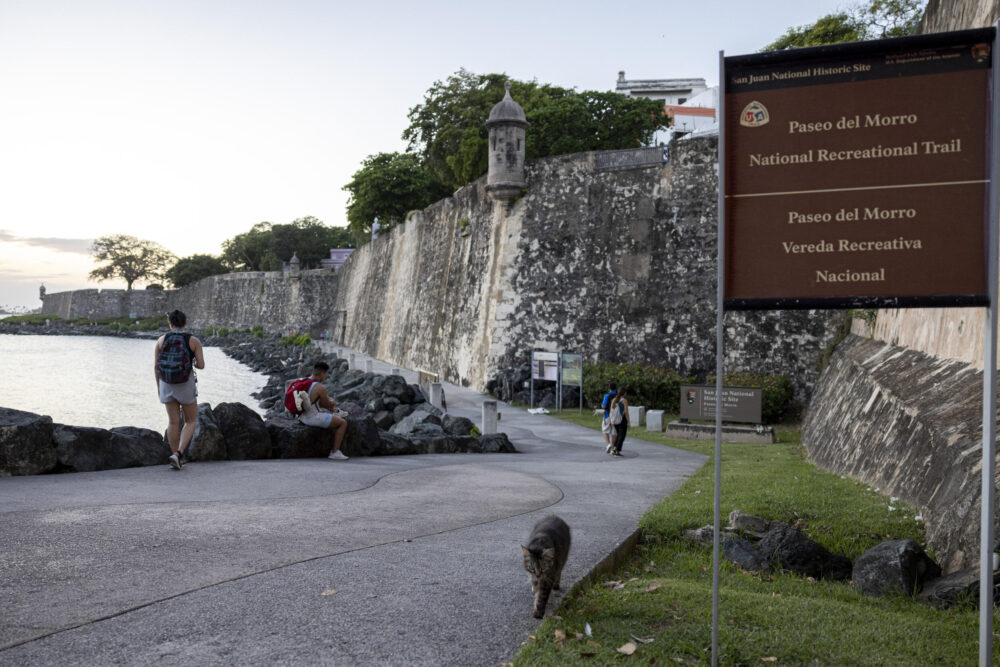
920, 0, 1000, 32
803, 335, 995, 573
169, 269, 338, 333
334, 136, 843, 399
41, 289, 168, 320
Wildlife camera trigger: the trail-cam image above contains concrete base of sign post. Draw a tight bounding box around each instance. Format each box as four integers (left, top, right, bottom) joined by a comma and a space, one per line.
627, 406, 646, 427
646, 410, 665, 432
349, 353, 357, 370
429, 383, 444, 410
481, 400, 498, 434
665, 421, 775, 444
365, 359, 374, 373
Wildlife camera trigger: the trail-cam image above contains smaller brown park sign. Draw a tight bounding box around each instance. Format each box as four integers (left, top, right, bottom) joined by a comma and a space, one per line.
680, 385, 762, 424
724, 28, 994, 310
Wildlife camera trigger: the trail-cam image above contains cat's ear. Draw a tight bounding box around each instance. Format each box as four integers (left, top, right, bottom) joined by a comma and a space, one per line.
521, 545, 530, 557
542, 547, 556, 561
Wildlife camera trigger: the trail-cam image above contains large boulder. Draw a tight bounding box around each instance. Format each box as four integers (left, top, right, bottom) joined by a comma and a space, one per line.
392, 403, 415, 423
180, 403, 228, 462
442, 415, 477, 436
107, 427, 171, 468
52, 424, 113, 472
382, 375, 415, 404
213, 402, 272, 460
372, 410, 395, 430
917, 566, 1000, 608
728, 511, 780, 538
265, 416, 331, 458
478, 433, 517, 453
0, 407, 56, 476
341, 414, 381, 457
375, 431, 424, 455
759, 524, 852, 580
723, 538, 771, 573
390, 409, 443, 436
852, 540, 942, 597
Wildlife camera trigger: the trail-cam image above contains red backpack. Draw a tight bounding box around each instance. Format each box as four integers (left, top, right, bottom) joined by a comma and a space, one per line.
284, 378, 317, 415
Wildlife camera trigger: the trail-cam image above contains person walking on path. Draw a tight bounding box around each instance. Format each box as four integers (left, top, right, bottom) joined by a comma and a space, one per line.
296, 362, 349, 460
609, 387, 630, 456
601, 382, 617, 453
154, 310, 205, 470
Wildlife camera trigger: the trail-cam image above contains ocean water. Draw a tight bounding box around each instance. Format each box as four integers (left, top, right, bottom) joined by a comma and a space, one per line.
0, 334, 268, 431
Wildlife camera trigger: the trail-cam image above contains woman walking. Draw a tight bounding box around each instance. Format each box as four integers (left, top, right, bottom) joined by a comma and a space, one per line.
609, 387, 630, 456
154, 310, 205, 470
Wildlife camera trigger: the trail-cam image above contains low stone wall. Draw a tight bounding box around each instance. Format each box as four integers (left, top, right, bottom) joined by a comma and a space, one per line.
802, 335, 997, 572
41, 289, 168, 320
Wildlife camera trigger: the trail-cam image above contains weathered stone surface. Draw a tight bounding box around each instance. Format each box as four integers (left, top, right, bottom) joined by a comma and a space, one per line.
916, 566, 1000, 609
389, 410, 443, 436
376, 431, 424, 456
803, 335, 995, 572
728, 511, 779, 538
382, 376, 415, 404
852, 540, 941, 598
266, 416, 330, 458
442, 415, 477, 436
341, 415, 381, 457
181, 404, 227, 462
213, 402, 272, 460
52, 424, 113, 472
393, 404, 415, 423
684, 525, 717, 547
477, 433, 516, 453
0, 408, 57, 476
759, 524, 852, 581
107, 427, 171, 468
373, 410, 395, 430
723, 538, 771, 573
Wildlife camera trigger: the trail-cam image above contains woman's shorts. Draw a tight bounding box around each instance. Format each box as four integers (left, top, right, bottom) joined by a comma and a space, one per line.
601, 417, 614, 435
159, 376, 197, 405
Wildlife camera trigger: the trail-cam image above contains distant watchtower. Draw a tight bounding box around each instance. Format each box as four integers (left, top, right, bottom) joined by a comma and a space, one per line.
486, 81, 529, 204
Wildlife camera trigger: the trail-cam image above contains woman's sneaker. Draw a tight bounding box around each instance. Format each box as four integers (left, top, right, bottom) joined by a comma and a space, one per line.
328, 451, 349, 461
169, 453, 181, 470
605, 442, 613, 454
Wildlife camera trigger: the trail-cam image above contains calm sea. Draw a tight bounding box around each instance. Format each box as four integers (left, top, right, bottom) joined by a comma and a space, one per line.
0, 334, 268, 431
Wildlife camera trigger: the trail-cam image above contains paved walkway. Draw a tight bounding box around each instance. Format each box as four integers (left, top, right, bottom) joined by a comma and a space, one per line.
0, 346, 707, 666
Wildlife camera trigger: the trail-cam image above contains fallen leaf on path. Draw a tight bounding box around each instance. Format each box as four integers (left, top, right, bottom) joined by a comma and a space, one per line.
628, 577, 639, 582
603, 580, 622, 588
618, 642, 637, 655
631, 634, 655, 644
646, 583, 661, 593
321, 589, 338, 596
761, 658, 778, 663
574, 632, 584, 639
553, 629, 566, 644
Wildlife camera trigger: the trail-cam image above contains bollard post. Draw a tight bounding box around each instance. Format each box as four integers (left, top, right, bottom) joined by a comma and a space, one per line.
349, 353, 356, 370
429, 382, 444, 409
391, 368, 401, 376
482, 400, 498, 434
365, 359, 373, 373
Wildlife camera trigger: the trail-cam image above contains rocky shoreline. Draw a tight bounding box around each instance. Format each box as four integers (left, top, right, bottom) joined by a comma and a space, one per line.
0, 325, 516, 476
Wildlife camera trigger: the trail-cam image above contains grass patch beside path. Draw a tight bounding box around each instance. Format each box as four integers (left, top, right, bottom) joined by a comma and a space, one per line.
513, 411, 988, 666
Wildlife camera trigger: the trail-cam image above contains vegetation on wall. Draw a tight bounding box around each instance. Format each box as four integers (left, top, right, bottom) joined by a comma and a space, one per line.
166, 254, 228, 288
221, 216, 353, 272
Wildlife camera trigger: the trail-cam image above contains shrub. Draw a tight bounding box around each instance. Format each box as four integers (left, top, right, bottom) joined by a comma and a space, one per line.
2, 313, 59, 325
707, 371, 794, 424
280, 332, 312, 347
583, 361, 694, 411
252, 324, 265, 338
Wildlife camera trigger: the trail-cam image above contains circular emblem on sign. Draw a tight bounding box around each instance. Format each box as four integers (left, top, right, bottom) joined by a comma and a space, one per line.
740, 101, 770, 127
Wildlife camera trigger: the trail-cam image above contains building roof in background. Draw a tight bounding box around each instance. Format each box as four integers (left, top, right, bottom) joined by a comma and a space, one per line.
616, 71, 707, 94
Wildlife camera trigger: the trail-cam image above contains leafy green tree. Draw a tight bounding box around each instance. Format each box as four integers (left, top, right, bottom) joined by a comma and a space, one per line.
221, 217, 352, 271
166, 254, 228, 288
402, 69, 668, 191
763, 0, 925, 50
342, 152, 443, 240
89, 235, 175, 290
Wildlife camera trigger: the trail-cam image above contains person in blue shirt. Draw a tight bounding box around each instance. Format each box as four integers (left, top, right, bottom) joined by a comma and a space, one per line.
601, 382, 617, 453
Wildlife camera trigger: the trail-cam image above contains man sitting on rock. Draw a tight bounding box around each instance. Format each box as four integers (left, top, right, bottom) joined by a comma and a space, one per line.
297, 362, 349, 460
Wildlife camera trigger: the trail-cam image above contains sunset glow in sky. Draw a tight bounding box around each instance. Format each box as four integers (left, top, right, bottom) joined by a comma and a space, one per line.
0, 0, 849, 308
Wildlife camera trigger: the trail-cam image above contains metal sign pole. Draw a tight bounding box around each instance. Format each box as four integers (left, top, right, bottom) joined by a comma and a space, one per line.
711, 48, 726, 667
579, 356, 583, 414
530, 351, 535, 409
558, 352, 563, 411
980, 23, 1000, 667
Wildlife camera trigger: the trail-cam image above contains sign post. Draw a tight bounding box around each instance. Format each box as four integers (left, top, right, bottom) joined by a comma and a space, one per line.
720, 27, 997, 666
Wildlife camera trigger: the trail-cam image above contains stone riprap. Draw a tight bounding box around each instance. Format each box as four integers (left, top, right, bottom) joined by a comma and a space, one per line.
802, 335, 994, 573
40, 139, 843, 405
852, 539, 941, 598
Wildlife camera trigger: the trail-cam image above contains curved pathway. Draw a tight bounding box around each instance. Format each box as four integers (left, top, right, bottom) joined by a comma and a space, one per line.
0, 348, 706, 666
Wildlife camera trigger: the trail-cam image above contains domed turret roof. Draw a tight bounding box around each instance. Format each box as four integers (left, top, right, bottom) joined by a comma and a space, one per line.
487, 82, 529, 128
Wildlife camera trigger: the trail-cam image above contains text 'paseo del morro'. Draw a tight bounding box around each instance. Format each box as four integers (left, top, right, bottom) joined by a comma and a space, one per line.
748, 139, 961, 167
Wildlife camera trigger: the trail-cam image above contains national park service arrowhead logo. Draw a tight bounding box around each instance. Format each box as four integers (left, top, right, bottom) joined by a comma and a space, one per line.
740, 101, 770, 127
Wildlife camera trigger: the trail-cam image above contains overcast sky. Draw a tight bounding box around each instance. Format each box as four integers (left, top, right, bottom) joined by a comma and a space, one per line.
0, 0, 851, 308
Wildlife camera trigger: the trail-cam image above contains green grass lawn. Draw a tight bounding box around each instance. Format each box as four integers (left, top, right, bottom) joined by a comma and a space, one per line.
513, 411, 992, 666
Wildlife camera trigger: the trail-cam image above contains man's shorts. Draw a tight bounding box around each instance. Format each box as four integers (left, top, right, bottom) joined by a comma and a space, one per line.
601, 416, 614, 435
299, 409, 333, 428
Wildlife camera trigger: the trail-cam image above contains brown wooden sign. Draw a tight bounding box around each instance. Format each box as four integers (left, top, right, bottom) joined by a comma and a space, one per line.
680, 385, 762, 423
724, 29, 994, 310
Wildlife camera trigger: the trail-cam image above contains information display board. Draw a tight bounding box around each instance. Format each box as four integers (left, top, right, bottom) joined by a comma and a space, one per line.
724, 28, 994, 310
559, 353, 583, 413
680, 385, 762, 423
531, 351, 559, 381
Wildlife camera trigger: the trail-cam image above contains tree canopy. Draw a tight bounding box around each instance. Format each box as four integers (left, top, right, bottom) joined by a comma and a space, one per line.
763, 0, 925, 50
402, 70, 669, 191
166, 254, 228, 288
342, 152, 445, 240
221, 216, 352, 271
89, 235, 175, 290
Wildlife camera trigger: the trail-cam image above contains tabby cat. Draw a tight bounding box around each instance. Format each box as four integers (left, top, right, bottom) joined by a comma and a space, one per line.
521, 515, 571, 618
